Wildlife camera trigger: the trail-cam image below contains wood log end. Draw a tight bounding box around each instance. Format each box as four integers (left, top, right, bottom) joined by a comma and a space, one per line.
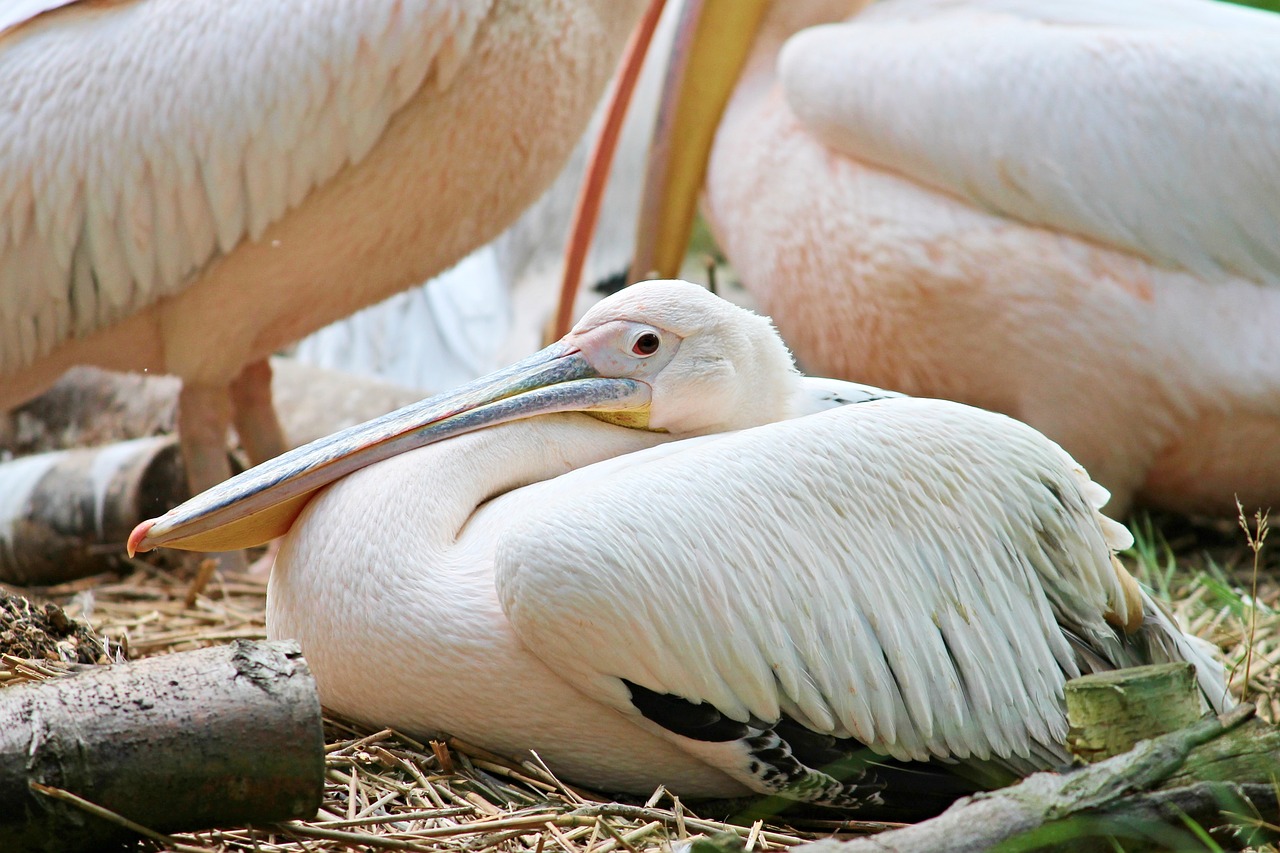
1065, 663, 1202, 764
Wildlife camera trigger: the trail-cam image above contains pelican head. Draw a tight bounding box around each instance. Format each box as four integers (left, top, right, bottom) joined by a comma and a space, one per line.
568, 281, 799, 435
129, 280, 800, 555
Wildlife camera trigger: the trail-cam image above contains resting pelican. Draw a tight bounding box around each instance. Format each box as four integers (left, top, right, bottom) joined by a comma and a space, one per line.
632, 0, 1280, 516
132, 280, 1230, 811
0, 0, 648, 497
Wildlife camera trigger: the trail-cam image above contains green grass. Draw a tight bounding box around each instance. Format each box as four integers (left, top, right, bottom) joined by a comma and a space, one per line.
1223, 0, 1280, 12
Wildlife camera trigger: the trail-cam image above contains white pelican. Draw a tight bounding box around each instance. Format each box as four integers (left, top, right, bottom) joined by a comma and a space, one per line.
632, 0, 1280, 517
292, 0, 688, 394
0, 0, 648, 497
131, 280, 1231, 812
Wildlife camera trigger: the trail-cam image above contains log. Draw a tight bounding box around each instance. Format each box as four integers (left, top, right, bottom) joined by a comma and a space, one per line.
1, 359, 426, 457
792, 707, 1274, 853
268, 357, 427, 447
1065, 662, 1204, 763
0, 360, 425, 584
0, 436, 191, 584
0, 367, 180, 458
0, 639, 324, 852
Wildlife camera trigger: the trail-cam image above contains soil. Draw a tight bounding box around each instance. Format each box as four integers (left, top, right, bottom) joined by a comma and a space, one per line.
0, 588, 112, 664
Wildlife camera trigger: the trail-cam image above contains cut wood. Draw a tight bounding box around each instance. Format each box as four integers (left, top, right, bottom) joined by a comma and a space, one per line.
1065, 662, 1204, 763
0, 639, 323, 852
0, 436, 190, 584
1, 359, 425, 457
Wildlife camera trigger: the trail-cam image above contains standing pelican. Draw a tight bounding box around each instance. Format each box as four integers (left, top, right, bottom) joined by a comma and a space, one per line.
291, 0, 688, 394
632, 0, 1280, 516
0, 0, 647, 498
132, 280, 1230, 811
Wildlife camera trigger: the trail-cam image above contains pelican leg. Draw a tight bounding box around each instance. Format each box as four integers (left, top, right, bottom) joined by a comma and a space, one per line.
229, 359, 288, 465
176, 381, 248, 576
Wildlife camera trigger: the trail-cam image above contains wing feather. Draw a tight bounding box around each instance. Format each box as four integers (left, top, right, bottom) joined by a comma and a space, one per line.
495, 398, 1159, 766
779, 0, 1280, 288
0, 0, 492, 375
0, 0, 87, 38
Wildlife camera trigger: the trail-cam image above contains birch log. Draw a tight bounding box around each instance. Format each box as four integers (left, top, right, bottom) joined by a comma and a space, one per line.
0, 360, 424, 584
0, 436, 190, 584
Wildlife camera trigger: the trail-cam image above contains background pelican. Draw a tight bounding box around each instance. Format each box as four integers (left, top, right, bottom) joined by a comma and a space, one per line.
133, 280, 1230, 812
632, 0, 1280, 517
0, 0, 646, 499
291, 0, 687, 395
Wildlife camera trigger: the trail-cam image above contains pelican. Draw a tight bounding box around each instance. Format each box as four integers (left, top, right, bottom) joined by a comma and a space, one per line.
0, 0, 648, 498
630, 0, 1280, 517
291, 0, 688, 394
131, 280, 1231, 811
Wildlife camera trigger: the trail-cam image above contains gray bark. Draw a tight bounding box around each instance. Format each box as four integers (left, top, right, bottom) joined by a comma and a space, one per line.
0, 436, 190, 584
0, 640, 323, 852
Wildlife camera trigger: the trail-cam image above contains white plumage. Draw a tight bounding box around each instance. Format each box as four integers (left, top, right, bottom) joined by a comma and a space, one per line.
133, 280, 1230, 811
1, 0, 644, 498
290, 0, 688, 394
782, 0, 1280, 287
643, 0, 1280, 515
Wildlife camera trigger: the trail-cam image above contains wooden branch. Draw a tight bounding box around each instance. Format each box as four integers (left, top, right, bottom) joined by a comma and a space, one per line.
792, 707, 1272, 853
1, 359, 424, 458
0, 436, 190, 584
0, 640, 323, 852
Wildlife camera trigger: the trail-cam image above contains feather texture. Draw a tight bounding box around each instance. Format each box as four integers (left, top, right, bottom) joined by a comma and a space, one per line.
780, 0, 1280, 288
0, 0, 490, 376
495, 398, 1221, 785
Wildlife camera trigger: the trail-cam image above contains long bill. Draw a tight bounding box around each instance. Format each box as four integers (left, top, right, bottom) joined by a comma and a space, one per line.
630, 0, 767, 283
128, 343, 650, 555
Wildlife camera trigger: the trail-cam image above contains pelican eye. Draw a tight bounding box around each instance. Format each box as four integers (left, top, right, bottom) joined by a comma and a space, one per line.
631, 332, 661, 357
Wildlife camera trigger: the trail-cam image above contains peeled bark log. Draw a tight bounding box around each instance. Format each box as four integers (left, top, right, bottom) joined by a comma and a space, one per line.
0, 436, 191, 584
0, 367, 180, 458
1, 359, 425, 457
0, 640, 323, 852
0, 360, 424, 584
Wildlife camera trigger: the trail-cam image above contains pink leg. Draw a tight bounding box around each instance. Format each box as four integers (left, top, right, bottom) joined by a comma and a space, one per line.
176, 381, 248, 577
229, 359, 288, 465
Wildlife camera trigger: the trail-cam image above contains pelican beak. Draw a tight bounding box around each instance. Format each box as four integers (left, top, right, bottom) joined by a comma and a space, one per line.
128, 343, 650, 555
631, 0, 767, 281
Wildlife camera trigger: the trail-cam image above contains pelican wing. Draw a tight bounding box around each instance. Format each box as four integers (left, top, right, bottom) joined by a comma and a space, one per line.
0, 0, 490, 374
0, 0, 83, 37
794, 376, 904, 414
495, 398, 1144, 770
778, 0, 1280, 288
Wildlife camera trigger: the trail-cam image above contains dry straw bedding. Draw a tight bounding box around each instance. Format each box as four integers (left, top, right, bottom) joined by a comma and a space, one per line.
0, 513, 1275, 852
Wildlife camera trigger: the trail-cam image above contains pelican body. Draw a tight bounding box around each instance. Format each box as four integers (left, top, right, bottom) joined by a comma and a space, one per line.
1, 0, 644, 494
634, 0, 1280, 516
133, 281, 1230, 812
